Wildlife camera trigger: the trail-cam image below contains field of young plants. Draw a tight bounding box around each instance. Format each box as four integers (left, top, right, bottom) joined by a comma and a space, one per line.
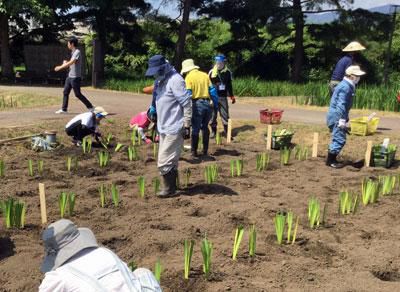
1, 118, 400, 291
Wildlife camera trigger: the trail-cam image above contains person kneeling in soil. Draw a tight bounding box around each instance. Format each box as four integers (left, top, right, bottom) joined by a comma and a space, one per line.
39, 219, 162, 292
65, 106, 108, 146
129, 110, 158, 145
145, 55, 192, 198
326, 65, 366, 168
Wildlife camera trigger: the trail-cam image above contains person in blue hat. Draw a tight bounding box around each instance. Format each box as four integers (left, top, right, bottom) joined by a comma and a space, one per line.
145, 55, 192, 197
208, 54, 236, 138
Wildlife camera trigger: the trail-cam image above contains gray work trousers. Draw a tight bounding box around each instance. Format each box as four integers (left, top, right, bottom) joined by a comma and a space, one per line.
210, 95, 229, 127
158, 131, 183, 175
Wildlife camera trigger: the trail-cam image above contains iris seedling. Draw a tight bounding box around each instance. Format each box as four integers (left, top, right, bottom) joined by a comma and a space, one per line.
128, 146, 139, 161
204, 164, 218, 184
153, 143, 158, 159
98, 151, 110, 167
82, 137, 92, 154
215, 131, 222, 146
66, 156, 78, 173
294, 146, 309, 161
0, 198, 26, 229
183, 168, 191, 188
59, 192, 76, 218
280, 147, 291, 165
152, 177, 160, 195
99, 184, 106, 207
105, 133, 113, 145
379, 175, 396, 196
111, 183, 119, 207
308, 197, 320, 228
154, 258, 162, 283
361, 178, 380, 205
28, 159, 34, 176
137, 176, 146, 198
131, 129, 139, 146
0, 159, 4, 177
114, 143, 124, 152
201, 235, 213, 278
232, 225, 244, 260
256, 153, 269, 172
339, 191, 359, 215
274, 212, 286, 244
184, 239, 195, 280
230, 159, 243, 177
249, 225, 257, 257
37, 160, 44, 175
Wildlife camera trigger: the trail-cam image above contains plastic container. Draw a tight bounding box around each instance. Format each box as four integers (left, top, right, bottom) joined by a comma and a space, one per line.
350, 117, 379, 136
259, 109, 284, 124
271, 132, 293, 150
371, 145, 396, 168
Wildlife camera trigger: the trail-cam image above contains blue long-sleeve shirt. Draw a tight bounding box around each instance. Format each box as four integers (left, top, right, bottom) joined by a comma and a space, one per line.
331, 55, 353, 81
327, 78, 355, 127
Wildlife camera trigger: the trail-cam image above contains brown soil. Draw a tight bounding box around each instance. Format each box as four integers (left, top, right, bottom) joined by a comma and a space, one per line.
1, 118, 400, 292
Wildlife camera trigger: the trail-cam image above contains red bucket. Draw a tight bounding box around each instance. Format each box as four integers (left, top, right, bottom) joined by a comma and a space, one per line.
259, 109, 284, 124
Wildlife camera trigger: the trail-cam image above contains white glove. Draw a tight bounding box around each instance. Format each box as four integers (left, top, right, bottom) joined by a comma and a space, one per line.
338, 119, 346, 129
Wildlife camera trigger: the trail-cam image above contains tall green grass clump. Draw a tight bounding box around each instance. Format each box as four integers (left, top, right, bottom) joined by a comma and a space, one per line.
339, 191, 359, 215
274, 211, 299, 245
280, 148, 291, 165
184, 239, 195, 280
82, 137, 92, 154
137, 176, 145, 198
308, 197, 320, 229
232, 225, 244, 260
230, 159, 244, 177
256, 153, 269, 172
379, 175, 396, 196
204, 164, 218, 184
152, 177, 160, 195
249, 224, 257, 257
201, 235, 213, 278
361, 178, 380, 205
59, 192, 76, 218
0, 198, 26, 229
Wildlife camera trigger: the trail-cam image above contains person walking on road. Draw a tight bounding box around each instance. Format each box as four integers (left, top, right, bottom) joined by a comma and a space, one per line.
181, 59, 218, 158
146, 55, 192, 198
326, 65, 366, 168
208, 54, 236, 138
54, 37, 94, 114
329, 41, 366, 95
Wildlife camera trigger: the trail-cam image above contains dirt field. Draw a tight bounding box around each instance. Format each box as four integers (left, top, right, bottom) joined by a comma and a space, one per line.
1, 118, 400, 292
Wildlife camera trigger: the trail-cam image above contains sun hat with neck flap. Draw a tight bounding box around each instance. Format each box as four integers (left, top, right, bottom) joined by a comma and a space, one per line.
181, 59, 200, 75
41, 219, 98, 273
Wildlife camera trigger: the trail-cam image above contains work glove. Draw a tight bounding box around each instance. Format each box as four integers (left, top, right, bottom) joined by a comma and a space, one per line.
183, 127, 191, 140
229, 96, 236, 104
338, 119, 347, 129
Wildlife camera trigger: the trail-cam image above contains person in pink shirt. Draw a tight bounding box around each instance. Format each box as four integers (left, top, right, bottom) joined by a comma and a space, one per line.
129, 111, 157, 144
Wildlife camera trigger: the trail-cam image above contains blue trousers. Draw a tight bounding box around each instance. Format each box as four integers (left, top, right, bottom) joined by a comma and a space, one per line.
328, 124, 347, 155
192, 99, 212, 136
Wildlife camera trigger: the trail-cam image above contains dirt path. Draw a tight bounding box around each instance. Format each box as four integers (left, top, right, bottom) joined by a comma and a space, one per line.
0, 85, 399, 133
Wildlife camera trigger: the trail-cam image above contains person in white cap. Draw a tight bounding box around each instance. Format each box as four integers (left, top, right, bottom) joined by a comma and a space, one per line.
39, 219, 162, 292
65, 106, 108, 146
329, 41, 366, 95
326, 65, 366, 168
181, 59, 219, 159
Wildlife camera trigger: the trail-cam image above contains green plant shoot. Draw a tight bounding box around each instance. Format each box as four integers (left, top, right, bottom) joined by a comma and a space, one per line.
154, 258, 162, 283
59, 192, 68, 218
37, 160, 44, 175
274, 213, 286, 244
286, 211, 294, 244
215, 131, 222, 145
249, 224, 256, 257
137, 176, 145, 198
280, 148, 291, 165
184, 168, 191, 188
99, 184, 106, 208
28, 159, 34, 176
115, 143, 124, 152
256, 153, 269, 172
308, 197, 320, 228
152, 177, 160, 195
111, 183, 119, 207
201, 236, 212, 278
184, 239, 195, 280
232, 225, 244, 260
0, 159, 4, 177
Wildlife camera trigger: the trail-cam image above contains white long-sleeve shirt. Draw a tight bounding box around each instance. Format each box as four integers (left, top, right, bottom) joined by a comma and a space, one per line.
65, 112, 96, 129
39, 247, 161, 292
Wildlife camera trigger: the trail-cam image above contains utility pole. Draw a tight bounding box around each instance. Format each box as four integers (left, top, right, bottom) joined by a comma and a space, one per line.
383, 5, 399, 86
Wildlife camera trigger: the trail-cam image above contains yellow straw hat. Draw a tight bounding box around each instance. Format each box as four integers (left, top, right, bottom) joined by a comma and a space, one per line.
342, 41, 366, 52
181, 59, 200, 74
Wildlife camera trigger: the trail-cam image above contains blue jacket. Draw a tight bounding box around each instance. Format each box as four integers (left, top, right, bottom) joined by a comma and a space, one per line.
327, 79, 355, 128
331, 55, 353, 81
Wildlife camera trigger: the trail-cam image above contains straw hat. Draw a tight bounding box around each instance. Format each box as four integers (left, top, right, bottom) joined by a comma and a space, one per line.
93, 106, 108, 117
181, 59, 199, 74
41, 219, 98, 273
345, 65, 366, 76
342, 41, 366, 52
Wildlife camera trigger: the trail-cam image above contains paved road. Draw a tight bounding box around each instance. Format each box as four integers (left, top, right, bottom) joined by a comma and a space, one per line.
0, 85, 399, 132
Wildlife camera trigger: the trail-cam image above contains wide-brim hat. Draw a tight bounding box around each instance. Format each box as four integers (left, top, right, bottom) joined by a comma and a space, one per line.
93, 106, 108, 117
145, 55, 167, 77
345, 65, 366, 76
41, 219, 98, 273
181, 59, 199, 74
342, 41, 366, 52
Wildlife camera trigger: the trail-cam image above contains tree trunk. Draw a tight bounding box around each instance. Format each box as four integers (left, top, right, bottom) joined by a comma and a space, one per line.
0, 12, 14, 79
292, 0, 304, 83
174, 0, 192, 71
95, 11, 106, 80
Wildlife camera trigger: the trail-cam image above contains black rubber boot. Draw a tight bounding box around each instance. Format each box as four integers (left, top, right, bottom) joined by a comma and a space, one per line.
157, 169, 178, 198
191, 134, 199, 158
326, 152, 344, 169
210, 126, 217, 139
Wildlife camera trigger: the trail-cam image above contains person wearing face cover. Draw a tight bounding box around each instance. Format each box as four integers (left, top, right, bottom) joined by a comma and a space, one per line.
145, 55, 192, 198
208, 54, 236, 138
326, 65, 366, 168
329, 41, 366, 95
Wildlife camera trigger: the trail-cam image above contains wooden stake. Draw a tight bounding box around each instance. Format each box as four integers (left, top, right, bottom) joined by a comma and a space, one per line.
312, 132, 319, 158
39, 183, 47, 225
266, 125, 273, 150
365, 141, 373, 167
227, 119, 232, 143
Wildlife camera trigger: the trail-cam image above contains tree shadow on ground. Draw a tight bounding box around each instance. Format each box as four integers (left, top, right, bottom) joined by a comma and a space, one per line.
232, 125, 256, 136
0, 237, 15, 261
182, 184, 238, 196
212, 148, 242, 157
